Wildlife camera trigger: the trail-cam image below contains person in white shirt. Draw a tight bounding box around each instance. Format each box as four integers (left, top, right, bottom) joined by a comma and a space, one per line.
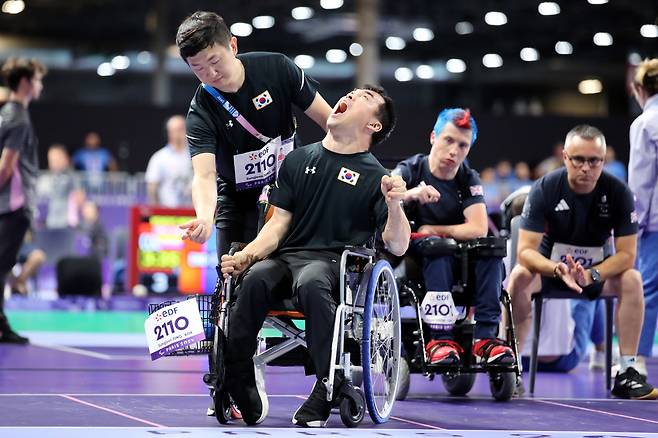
145, 115, 193, 207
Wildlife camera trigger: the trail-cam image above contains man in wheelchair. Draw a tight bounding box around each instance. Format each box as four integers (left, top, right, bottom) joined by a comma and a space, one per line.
392, 107, 514, 368
220, 85, 411, 426
507, 125, 657, 399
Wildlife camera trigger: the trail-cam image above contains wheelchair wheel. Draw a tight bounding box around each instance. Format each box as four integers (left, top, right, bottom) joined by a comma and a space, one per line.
213, 389, 231, 424
489, 371, 515, 401
441, 373, 476, 396
339, 387, 366, 428
362, 260, 401, 424
395, 357, 410, 401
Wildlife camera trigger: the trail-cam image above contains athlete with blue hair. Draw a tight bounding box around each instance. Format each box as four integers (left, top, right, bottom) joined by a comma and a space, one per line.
393, 108, 515, 366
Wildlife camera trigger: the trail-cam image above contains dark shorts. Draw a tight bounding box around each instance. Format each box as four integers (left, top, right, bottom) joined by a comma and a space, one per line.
543, 277, 605, 300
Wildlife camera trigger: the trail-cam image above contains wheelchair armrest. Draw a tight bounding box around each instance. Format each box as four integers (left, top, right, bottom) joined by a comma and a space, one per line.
342, 246, 376, 258
228, 242, 248, 256
410, 235, 459, 257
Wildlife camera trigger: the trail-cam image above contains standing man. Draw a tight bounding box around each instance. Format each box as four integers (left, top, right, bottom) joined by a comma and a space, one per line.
176, 11, 332, 256
145, 115, 193, 207
507, 125, 657, 399
0, 57, 47, 344
629, 57, 658, 376
220, 85, 409, 427
393, 108, 514, 366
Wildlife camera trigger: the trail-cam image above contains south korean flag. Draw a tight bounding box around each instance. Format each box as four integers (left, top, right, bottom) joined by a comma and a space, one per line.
252, 90, 273, 110
337, 167, 360, 186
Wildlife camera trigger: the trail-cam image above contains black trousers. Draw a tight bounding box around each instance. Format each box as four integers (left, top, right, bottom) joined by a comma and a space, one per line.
225, 250, 341, 379
216, 209, 259, 258
0, 208, 30, 330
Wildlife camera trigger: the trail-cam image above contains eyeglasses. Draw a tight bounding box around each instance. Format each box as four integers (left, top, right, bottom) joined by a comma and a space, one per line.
566, 154, 604, 168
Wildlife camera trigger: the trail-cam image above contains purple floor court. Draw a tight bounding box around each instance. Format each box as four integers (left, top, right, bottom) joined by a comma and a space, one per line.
0, 343, 657, 437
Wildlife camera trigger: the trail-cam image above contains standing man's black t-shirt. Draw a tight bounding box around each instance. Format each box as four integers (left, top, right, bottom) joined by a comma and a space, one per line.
185, 52, 319, 225
393, 154, 484, 227
269, 142, 389, 253
521, 168, 638, 258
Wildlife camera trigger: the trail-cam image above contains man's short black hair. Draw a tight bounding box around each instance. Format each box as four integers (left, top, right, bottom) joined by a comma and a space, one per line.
176, 11, 232, 60
363, 84, 396, 146
1, 58, 47, 92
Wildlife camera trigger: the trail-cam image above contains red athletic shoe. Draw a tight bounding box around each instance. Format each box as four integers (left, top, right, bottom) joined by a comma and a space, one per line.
426, 339, 463, 365
472, 338, 514, 365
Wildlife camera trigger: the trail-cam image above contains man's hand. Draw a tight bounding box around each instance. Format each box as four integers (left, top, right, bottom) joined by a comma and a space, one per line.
220, 251, 255, 278
554, 254, 588, 293
180, 218, 213, 243
407, 182, 441, 204
381, 175, 407, 205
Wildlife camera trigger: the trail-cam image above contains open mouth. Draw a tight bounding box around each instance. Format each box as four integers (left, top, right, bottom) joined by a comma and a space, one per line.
333, 101, 348, 115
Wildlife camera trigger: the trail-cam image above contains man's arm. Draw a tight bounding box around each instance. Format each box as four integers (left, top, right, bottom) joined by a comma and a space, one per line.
589, 234, 637, 282
147, 183, 159, 205
303, 93, 332, 132
517, 228, 555, 276
0, 147, 19, 189
628, 124, 657, 232
220, 206, 293, 276
418, 203, 488, 240
180, 153, 217, 243
381, 175, 411, 256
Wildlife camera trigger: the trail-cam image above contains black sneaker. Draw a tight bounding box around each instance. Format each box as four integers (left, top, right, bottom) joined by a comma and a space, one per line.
611, 367, 658, 400
293, 379, 333, 427
0, 329, 29, 344
225, 362, 268, 425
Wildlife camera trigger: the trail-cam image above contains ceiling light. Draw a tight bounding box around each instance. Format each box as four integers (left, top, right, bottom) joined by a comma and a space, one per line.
416, 65, 434, 79
484, 11, 507, 26
640, 24, 658, 38
413, 28, 434, 42
292, 7, 314, 20
455, 21, 474, 35
252, 16, 275, 29
593, 32, 613, 46
578, 79, 603, 94
230, 22, 253, 37
294, 55, 315, 69
394, 67, 413, 82
385, 36, 406, 51
520, 47, 539, 62
326, 49, 347, 63
1, 0, 24, 14
628, 52, 642, 66
111, 55, 130, 70
349, 43, 363, 56
555, 41, 573, 55
320, 0, 343, 9
446, 58, 466, 73
137, 51, 151, 64
97, 62, 115, 77
538, 2, 560, 16
482, 54, 503, 68
587, 0, 608, 4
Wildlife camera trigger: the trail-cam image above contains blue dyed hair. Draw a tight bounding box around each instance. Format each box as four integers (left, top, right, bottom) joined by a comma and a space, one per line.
433, 108, 478, 146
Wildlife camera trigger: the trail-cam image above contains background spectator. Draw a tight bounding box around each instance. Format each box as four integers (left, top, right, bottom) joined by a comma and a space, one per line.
45, 143, 84, 229
72, 131, 118, 173
604, 145, 627, 181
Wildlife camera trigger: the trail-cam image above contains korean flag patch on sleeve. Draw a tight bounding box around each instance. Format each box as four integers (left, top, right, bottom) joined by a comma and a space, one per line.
337, 167, 360, 186
252, 90, 273, 110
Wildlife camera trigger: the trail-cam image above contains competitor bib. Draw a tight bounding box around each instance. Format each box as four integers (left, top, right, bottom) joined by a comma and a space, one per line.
145, 298, 205, 360
233, 136, 294, 191
550, 242, 604, 268
420, 291, 459, 325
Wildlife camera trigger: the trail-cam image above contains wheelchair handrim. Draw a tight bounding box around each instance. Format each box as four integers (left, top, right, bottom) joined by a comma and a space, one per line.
362, 260, 401, 423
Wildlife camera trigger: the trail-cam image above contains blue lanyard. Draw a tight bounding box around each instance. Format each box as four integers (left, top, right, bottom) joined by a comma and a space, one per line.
202, 83, 240, 118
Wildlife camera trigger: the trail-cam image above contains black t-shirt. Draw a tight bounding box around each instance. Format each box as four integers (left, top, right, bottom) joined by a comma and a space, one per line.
269, 142, 389, 253
393, 154, 484, 227
521, 168, 637, 257
185, 52, 319, 222
0, 101, 39, 217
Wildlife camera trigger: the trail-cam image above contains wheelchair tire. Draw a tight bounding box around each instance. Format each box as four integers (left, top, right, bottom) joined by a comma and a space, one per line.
340, 387, 366, 428
213, 389, 231, 424
441, 373, 476, 396
489, 371, 515, 401
396, 357, 411, 401
362, 260, 401, 424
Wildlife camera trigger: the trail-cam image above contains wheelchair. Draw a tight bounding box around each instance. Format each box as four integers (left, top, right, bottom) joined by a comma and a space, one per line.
395, 235, 521, 401
204, 243, 403, 427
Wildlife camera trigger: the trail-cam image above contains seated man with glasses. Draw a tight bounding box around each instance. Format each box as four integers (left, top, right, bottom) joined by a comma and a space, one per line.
507, 124, 657, 399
